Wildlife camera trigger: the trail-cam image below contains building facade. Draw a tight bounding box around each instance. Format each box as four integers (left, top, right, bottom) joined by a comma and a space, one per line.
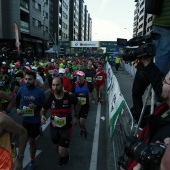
133, 0, 153, 37
0, 0, 92, 58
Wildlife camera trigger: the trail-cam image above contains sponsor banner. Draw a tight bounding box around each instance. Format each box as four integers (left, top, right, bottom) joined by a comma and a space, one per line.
14, 21, 20, 54
106, 61, 125, 137
71, 41, 99, 47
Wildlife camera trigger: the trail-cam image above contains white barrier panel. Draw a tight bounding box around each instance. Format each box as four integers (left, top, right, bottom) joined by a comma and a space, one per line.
106, 62, 125, 137
106, 62, 134, 138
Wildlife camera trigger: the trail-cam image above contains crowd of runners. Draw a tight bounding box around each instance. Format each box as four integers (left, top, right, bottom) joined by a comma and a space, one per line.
0, 55, 107, 170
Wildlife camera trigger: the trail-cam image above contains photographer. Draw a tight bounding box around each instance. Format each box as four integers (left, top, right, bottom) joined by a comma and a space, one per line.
127, 57, 170, 170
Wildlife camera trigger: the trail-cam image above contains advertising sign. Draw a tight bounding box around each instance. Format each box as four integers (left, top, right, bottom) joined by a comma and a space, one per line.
71, 41, 99, 47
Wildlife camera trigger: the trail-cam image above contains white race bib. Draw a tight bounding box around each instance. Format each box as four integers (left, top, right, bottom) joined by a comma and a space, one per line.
53, 116, 66, 128
78, 97, 86, 105
23, 106, 34, 116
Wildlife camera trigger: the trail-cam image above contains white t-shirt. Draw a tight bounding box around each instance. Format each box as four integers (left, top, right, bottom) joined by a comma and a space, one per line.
36, 74, 44, 84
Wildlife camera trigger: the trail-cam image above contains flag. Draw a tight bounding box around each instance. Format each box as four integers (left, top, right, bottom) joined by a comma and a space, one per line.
14, 21, 20, 55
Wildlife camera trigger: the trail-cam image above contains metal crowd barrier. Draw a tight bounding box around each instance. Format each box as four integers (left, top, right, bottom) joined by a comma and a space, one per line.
105, 62, 135, 170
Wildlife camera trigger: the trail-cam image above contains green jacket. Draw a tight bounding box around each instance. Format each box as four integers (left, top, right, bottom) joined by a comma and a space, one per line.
153, 0, 170, 27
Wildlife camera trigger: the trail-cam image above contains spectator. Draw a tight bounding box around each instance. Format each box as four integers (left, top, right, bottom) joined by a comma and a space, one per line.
152, 0, 170, 76
128, 56, 170, 170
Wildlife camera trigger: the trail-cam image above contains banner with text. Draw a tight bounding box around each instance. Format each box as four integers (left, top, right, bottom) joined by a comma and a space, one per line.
71, 41, 99, 47
106, 62, 125, 137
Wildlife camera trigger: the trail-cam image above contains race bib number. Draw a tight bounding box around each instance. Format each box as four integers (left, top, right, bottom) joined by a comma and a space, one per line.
78, 97, 86, 105
97, 76, 103, 81
86, 77, 92, 82
48, 70, 54, 75
23, 106, 34, 116
0, 81, 5, 87
54, 116, 66, 128
16, 77, 20, 81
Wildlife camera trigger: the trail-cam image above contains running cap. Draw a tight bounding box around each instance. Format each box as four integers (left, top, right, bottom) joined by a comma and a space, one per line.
76, 71, 85, 76
15, 62, 20, 66
22, 66, 32, 71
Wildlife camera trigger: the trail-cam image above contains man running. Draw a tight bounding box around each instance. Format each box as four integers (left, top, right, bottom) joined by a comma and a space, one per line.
40, 77, 81, 167
16, 71, 46, 170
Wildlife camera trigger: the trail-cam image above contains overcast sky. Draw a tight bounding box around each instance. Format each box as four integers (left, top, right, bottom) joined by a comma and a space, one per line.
84, 0, 135, 41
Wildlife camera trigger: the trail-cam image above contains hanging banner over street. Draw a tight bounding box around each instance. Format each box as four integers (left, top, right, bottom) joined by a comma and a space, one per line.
71, 41, 99, 47
14, 21, 20, 55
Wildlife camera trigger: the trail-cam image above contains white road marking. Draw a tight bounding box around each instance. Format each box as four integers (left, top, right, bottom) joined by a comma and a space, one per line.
45, 89, 50, 93
89, 103, 101, 170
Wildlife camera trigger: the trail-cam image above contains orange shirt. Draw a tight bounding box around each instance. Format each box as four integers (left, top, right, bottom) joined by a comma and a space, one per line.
0, 132, 13, 170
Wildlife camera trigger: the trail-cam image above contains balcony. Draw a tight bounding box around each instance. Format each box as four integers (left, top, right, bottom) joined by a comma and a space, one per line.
20, 20, 29, 34
20, 0, 29, 13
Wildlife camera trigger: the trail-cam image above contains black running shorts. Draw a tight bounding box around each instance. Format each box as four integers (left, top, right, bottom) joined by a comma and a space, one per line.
23, 122, 40, 139
50, 126, 72, 148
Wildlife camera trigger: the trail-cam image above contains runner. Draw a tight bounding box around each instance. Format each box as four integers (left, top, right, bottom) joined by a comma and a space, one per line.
0, 111, 27, 170
0, 91, 27, 170
95, 62, 107, 103
45, 61, 56, 88
73, 71, 94, 138
58, 68, 72, 93
84, 60, 96, 104
40, 77, 81, 167
16, 71, 46, 170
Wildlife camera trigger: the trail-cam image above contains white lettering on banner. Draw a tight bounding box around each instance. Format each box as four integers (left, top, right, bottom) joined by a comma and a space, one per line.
106, 62, 125, 137
71, 41, 99, 47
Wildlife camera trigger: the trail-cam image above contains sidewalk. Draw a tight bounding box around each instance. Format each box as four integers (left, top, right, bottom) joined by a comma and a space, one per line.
112, 66, 134, 109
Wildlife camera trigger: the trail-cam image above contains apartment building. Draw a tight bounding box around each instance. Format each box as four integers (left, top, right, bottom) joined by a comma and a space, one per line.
0, 0, 92, 56
133, 0, 153, 37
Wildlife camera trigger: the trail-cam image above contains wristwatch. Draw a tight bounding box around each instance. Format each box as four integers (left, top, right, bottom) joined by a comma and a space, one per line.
17, 154, 24, 160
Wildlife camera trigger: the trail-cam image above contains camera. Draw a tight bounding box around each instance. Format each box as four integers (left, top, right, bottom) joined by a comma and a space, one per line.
117, 33, 160, 61
118, 136, 166, 170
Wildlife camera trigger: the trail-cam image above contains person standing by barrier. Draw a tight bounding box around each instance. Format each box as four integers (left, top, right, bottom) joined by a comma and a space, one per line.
115, 56, 121, 71
127, 57, 170, 170
40, 77, 81, 167
131, 0, 170, 124
131, 61, 150, 124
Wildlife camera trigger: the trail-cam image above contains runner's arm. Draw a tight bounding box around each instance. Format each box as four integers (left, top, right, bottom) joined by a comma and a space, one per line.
0, 113, 27, 157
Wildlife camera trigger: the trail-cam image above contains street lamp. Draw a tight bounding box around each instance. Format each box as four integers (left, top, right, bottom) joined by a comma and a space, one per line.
124, 28, 133, 37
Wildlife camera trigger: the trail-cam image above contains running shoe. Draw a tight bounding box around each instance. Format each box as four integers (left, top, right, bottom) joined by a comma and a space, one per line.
58, 156, 70, 167
83, 130, 87, 138
80, 129, 84, 137
27, 160, 34, 170
98, 98, 103, 103
39, 126, 44, 136
98, 97, 101, 103
91, 99, 95, 104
